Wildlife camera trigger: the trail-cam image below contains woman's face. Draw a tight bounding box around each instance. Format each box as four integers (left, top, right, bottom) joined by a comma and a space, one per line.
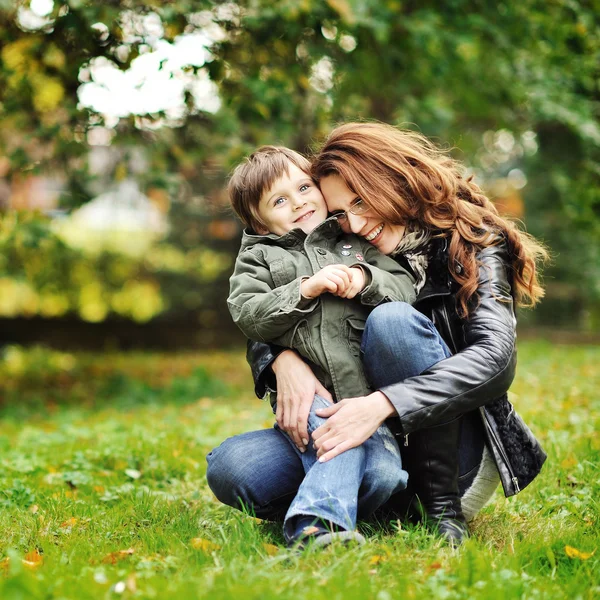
320, 174, 406, 255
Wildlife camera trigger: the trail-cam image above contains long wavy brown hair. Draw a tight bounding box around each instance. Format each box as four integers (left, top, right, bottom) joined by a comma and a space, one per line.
311, 122, 548, 318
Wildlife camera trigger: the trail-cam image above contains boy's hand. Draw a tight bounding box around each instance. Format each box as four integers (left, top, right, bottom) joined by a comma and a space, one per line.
338, 266, 366, 299
301, 264, 353, 299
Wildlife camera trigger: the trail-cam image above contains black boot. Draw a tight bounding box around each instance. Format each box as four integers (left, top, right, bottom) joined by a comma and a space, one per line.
401, 418, 469, 545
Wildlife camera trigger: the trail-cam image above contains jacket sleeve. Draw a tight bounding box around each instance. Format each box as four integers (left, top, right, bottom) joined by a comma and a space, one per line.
355, 245, 417, 306
228, 248, 319, 342
246, 339, 286, 399
381, 243, 517, 434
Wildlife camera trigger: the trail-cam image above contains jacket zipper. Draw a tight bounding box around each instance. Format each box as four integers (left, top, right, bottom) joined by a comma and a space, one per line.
483, 409, 520, 493
404, 434, 409, 447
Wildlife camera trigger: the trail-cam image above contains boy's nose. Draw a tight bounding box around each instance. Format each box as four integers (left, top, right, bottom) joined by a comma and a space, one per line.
292, 197, 307, 209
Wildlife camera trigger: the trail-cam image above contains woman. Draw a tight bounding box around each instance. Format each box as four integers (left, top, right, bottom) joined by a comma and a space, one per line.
207, 122, 548, 541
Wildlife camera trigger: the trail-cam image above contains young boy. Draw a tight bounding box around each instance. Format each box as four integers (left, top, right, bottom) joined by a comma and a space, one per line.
227, 146, 416, 548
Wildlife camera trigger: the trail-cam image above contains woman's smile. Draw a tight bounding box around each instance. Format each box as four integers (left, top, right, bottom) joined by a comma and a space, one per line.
319, 175, 405, 255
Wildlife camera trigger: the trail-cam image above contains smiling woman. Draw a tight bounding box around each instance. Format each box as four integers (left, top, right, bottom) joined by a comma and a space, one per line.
208, 123, 549, 546
320, 175, 407, 255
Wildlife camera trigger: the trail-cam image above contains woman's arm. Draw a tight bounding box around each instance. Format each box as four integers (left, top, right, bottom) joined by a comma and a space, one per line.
312, 242, 517, 460
379, 242, 516, 434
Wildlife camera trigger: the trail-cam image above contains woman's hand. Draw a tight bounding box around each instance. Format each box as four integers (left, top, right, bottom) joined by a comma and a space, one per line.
272, 349, 333, 452
312, 391, 397, 462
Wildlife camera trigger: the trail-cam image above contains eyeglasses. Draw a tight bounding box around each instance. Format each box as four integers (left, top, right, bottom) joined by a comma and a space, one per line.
331, 197, 370, 223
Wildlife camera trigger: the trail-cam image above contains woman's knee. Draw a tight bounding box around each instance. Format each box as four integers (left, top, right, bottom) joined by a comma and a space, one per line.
362, 302, 424, 354
206, 437, 248, 507
206, 429, 304, 516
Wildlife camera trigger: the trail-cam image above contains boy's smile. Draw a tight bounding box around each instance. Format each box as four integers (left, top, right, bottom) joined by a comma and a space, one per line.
257, 163, 328, 236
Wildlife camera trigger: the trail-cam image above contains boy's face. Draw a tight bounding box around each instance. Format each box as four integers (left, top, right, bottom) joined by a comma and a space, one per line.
257, 162, 328, 236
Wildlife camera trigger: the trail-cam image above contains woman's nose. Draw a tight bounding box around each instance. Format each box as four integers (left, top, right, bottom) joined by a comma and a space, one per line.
346, 212, 366, 233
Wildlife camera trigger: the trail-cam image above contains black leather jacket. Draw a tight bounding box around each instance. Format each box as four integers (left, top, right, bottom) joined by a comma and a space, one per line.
247, 236, 547, 498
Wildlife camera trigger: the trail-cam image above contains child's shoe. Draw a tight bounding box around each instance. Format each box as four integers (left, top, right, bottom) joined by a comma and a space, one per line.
287, 517, 366, 550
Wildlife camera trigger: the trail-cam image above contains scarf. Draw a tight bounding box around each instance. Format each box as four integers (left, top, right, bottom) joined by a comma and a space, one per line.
390, 223, 432, 295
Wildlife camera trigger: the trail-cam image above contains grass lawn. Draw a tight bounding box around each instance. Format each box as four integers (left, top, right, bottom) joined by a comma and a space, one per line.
0, 340, 598, 599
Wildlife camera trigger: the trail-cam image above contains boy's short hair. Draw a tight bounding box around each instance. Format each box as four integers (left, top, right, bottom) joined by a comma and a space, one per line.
228, 146, 311, 232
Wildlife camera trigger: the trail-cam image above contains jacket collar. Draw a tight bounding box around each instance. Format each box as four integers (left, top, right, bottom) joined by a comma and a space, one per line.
240, 216, 343, 251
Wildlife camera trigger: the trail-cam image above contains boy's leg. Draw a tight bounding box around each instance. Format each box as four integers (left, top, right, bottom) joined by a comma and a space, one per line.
282, 396, 409, 543
282, 395, 365, 541
358, 422, 408, 518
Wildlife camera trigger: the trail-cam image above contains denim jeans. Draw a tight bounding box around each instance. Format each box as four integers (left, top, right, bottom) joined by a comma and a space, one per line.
281, 395, 407, 540
206, 302, 486, 522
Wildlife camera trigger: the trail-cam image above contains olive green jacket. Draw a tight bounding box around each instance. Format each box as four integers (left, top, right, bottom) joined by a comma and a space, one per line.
228, 217, 416, 402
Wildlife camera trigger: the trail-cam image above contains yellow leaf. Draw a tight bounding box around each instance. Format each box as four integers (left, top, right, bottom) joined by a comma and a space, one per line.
102, 548, 135, 564
561, 456, 577, 469
369, 555, 387, 565
263, 543, 279, 556
191, 538, 221, 552
23, 549, 43, 568
565, 545, 595, 560
0, 557, 9, 573
60, 517, 78, 528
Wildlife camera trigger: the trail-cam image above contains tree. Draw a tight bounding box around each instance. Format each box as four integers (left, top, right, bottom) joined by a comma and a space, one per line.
1, 0, 599, 326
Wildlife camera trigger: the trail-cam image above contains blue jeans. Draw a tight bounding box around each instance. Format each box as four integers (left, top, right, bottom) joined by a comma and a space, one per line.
281, 395, 407, 540
207, 303, 485, 521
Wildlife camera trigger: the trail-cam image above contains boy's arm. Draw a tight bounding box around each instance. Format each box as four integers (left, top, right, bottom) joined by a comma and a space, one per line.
353, 245, 417, 306
228, 249, 318, 342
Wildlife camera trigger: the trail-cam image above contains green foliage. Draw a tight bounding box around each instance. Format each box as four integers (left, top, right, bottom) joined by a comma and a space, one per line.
0, 0, 599, 322
0, 342, 598, 598
0, 211, 232, 322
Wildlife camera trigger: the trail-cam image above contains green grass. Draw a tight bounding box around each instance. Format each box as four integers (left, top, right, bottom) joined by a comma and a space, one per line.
0, 340, 598, 599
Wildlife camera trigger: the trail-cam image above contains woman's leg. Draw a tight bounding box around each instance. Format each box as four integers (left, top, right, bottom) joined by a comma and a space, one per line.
360, 302, 474, 540
360, 302, 452, 386
206, 428, 303, 521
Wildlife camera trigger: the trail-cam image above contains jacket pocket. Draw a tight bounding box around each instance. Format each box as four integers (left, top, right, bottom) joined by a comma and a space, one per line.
291, 319, 320, 366
269, 258, 294, 287
344, 317, 366, 357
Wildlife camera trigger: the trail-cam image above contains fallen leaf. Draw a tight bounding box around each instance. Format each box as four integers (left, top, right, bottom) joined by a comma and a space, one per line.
369, 555, 387, 565
22, 549, 43, 568
426, 562, 443, 572
560, 457, 578, 469
191, 538, 221, 552
102, 548, 135, 564
565, 545, 595, 560
60, 517, 78, 528
263, 543, 279, 556
93, 485, 105, 493
29, 505, 39, 514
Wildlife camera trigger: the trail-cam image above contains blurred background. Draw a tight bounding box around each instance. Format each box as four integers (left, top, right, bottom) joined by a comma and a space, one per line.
1, 0, 599, 351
